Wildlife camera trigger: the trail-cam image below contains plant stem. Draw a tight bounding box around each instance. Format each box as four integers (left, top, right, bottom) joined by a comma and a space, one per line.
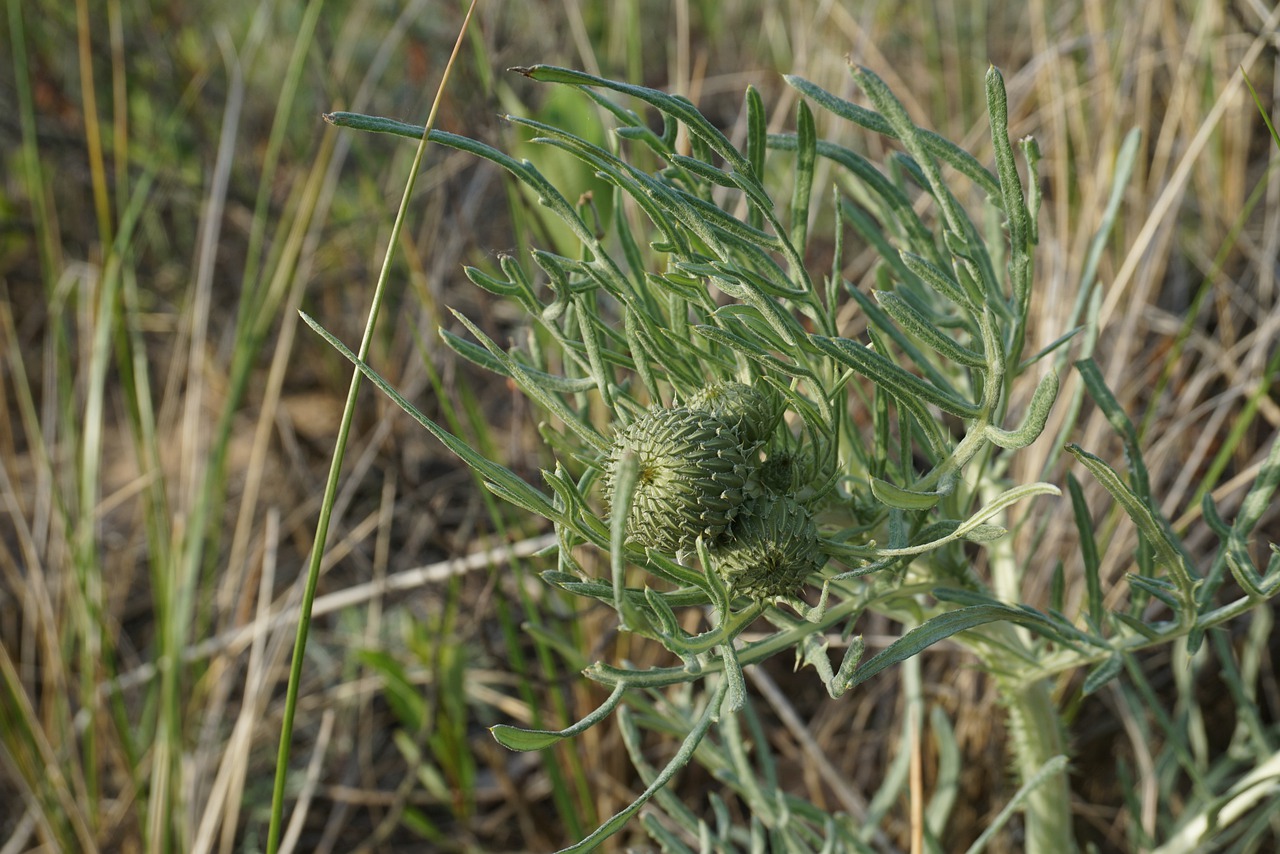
995, 667, 1074, 853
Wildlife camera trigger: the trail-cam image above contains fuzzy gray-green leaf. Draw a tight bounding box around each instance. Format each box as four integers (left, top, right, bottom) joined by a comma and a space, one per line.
985, 369, 1059, 449
490, 683, 627, 751
1081, 655, 1123, 696
301, 311, 563, 522
875, 289, 986, 368
810, 335, 982, 419
870, 476, 944, 510
1066, 443, 1199, 604
783, 75, 1000, 199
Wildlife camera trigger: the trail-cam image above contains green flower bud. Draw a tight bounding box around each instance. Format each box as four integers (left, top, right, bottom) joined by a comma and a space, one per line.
685, 381, 783, 448
758, 448, 815, 494
603, 407, 756, 554
713, 494, 824, 600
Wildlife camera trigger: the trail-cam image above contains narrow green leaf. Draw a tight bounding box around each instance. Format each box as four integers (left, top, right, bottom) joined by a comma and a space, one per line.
984, 370, 1059, 449
301, 312, 562, 522
931, 587, 1001, 608
870, 476, 944, 510
1229, 429, 1280, 542
1019, 135, 1042, 245
609, 450, 639, 624
1224, 543, 1266, 598
574, 296, 615, 410
693, 323, 817, 381
512, 65, 750, 174
1067, 473, 1105, 627
668, 152, 740, 188
711, 273, 804, 347
1113, 611, 1163, 641
1125, 574, 1182, 611
963, 523, 1008, 543
357, 650, 427, 732
783, 75, 1000, 198
645, 587, 682, 638
1066, 443, 1199, 602
579, 86, 644, 128
490, 683, 627, 751
1050, 561, 1065, 614
399, 804, 444, 841
325, 110, 428, 139
848, 606, 1025, 690
1242, 68, 1280, 151
461, 264, 523, 298
875, 289, 986, 368
871, 482, 1060, 557
554, 680, 727, 853
745, 85, 766, 230
639, 816, 697, 854
439, 329, 597, 393
1075, 358, 1151, 498
810, 335, 981, 419
791, 99, 816, 252
448, 309, 609, 453
984, 65, 1032, 307
772, 133, 940, 269
621, 307, 663, 401
846, 64, 990, 255
900, 249, 974, 309
845, 283, 957, 391
1082, 654, 1123, 696
1017, 326, 1082, 372
719, 641, 747, 714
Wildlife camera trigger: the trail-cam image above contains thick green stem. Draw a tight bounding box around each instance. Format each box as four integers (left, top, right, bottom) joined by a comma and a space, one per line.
995, 666, 1074, 853
981, 481, 1075, 851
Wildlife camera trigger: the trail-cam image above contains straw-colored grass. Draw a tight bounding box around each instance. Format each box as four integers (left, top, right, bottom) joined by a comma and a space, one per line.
1, 1, 1276, 851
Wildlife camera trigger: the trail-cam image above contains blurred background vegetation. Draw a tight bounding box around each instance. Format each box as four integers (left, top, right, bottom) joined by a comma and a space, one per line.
1, 0, 1277, 851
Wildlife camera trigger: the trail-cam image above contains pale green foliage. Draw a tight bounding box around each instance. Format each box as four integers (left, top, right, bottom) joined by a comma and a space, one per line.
318, 61, 1280, 853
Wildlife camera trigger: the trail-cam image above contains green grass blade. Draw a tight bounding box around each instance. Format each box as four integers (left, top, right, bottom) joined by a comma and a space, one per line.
266, 7, 479, 848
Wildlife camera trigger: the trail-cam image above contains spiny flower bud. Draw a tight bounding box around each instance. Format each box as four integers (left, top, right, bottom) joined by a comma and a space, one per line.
603, 407, 756, 555
758, 448, 815, 494
685, 381, 783, 448
713, 494, 824, 600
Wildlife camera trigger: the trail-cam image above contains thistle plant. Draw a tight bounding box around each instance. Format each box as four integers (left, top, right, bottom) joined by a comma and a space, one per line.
308, 61, 1280, 853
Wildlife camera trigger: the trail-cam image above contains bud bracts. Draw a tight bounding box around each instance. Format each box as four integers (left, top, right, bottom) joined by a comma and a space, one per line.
685, 381, 783, 448
713, 494, 824, 600
604, 407, 756, 554
759, 448, 814, 494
